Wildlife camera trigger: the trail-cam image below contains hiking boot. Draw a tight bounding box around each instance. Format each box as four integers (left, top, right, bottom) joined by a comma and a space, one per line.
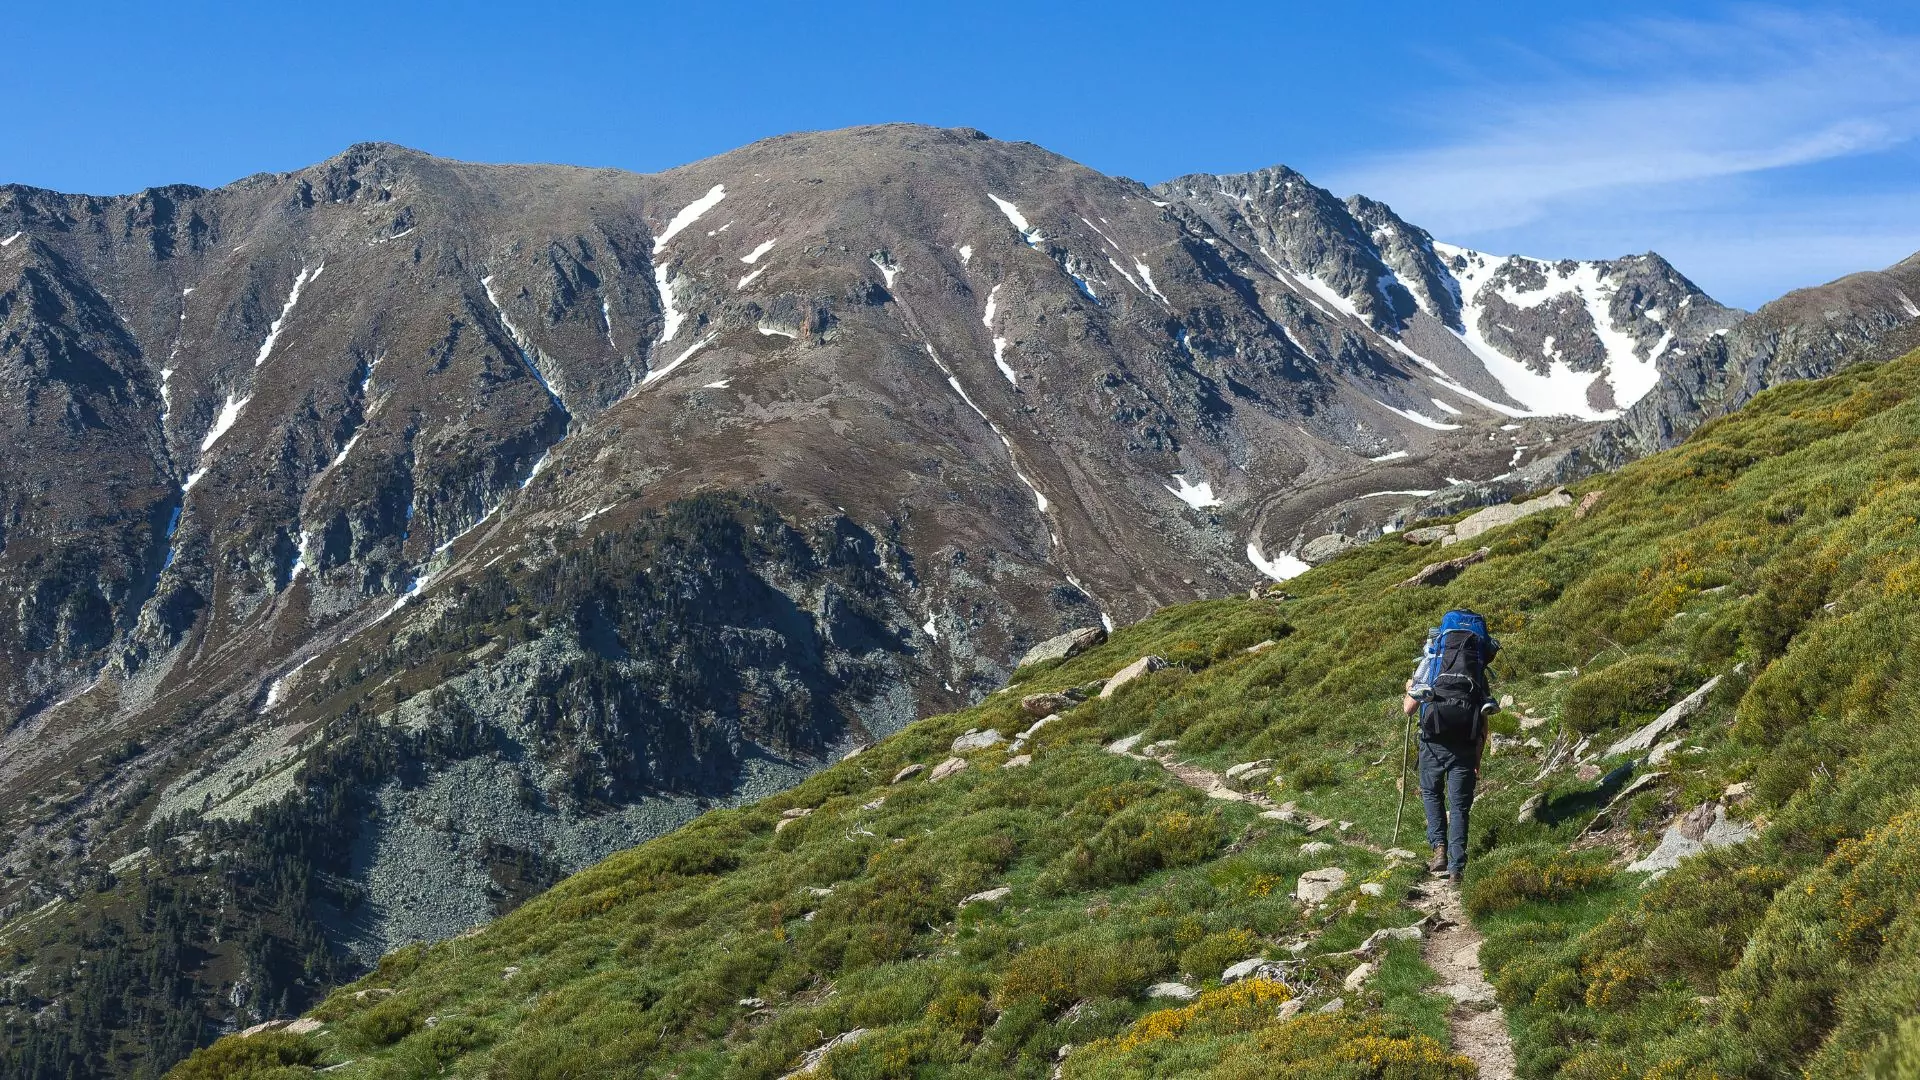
1449, 870, 1464, 886
1428, 845, 1447, 873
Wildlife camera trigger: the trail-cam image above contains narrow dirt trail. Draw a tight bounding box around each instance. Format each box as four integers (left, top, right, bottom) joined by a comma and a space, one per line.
1411, 879, 1517, 1080
1115, 735, 1518, 1077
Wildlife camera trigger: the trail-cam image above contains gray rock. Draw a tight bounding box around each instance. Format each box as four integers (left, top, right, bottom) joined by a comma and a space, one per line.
779, 1029, 869, 1080
1627, 802, 1758, 879
1017, 627, 1107, 669
1608, 676, 1722, 757
1395, 546, 1492, 588
890, 763, 926, 784
1452, 486, 1574, 542
1100, 656, 1168, 698
927, 757, 970, 782
1224, 759, 1272, 779
1021, 691, 1081, 717
1343, 960, 1378, 991
1296, 867, 1349, 903
1106, 732, 1147, 755
960, 886, 1011, 906
1145, 982, 1198, 1001
950, 729, 1007, 753
1358, 882, 1385, 897
1298, 841, 1334, 856
1317, 997, 1345, 1014
1301, 533, 1360, 564
1403, 524, 1455, 544
1001, 754, 1032, 769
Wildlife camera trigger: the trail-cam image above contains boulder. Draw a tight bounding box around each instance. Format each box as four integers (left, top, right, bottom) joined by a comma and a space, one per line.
1395, 546, 1492, 589
1383, 848, 1418, 862
960, 886, 1011, 906
1301, 533, 1360, 564
1403, 524, 1455, 545
1608, 676, 1722, 757
890, 763, 926, 784
775, 807, 814, 832
1317, 997, 1345, 1014
1574, 489, 1604, 520
1018, 626, 1107, 669
1021, 691, 1081, 717
1224, 760, 1272, 779
1145, 982, 1198, 1001
1276, 998, 1304, 1020
1299, 841, 1333, 856
1018, 714, 1057, 741
1002, 754, 1032, 768
1358, 882, 1385, 898
1244, 638, 1277, 654
1356, 925, 1424, 953
1343, 960, 1378, 991
1220, 957, 1291, 985
1452, 486, 1574, 543
927, 757, 970, 782
1648, 737, 1687, 765
1100, 656, 1168, 698
951, 728, 1007, 753
1106, 733, 1146, 755
840, 744, 869, 761
1296, 867, 1349, 903
1627, 802, 1758, 879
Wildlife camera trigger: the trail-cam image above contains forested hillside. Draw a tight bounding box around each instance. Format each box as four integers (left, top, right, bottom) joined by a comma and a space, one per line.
166, 347, 1920, 1077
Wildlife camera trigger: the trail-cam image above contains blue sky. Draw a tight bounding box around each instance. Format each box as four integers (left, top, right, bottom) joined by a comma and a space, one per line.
7, 1, 1919, 309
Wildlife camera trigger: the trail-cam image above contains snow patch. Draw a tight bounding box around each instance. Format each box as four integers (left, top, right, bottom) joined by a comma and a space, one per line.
0, 231, 21, 247
1134, 260, 1169, 304
993, 338, 1016, 384
1358, 489, 1436, 498
253, 265, 319, 367
1429, 397, 1462, 415
758, 325, 797, 338
601, 297, 618, 353
643, 333, 718, 387
922, 614, 938, 640
1369, 450, 1411, 462
653, 264, 686, 343
1165, 474, 1222, 509
481, 275, 568, 413
957, 244, 973, 266
741, 238, 777, 264
982, 284, 1000, 328
1377, 400, 1461, 431
1247, 540, 1310, 582
1899, 291, 1920, 319
737, 267, 766, 290
701, 379, 731, 389
200, 394, 249, 451
654, 184, 726, 250
871, 254, 900, 288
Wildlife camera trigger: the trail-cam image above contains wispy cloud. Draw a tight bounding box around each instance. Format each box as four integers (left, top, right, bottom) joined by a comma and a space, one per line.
1328, 9, 1920, 249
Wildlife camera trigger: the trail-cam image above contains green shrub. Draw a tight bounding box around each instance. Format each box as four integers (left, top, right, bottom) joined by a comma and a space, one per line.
998, 938, 1158, 1010
1179, 929, 1259, 980
167, 1033, 320, 1080
1055, 802, 1227, 891
1464, 844, 1614, 918
1559, 655, 1690, 734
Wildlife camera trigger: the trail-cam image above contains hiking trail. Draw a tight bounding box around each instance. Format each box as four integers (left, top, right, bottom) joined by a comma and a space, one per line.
1117, 737, 1518, 1078
1411, 879, 1517, 1079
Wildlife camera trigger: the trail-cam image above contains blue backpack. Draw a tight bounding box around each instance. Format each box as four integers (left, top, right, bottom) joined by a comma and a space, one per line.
1413, 610, 1498, 744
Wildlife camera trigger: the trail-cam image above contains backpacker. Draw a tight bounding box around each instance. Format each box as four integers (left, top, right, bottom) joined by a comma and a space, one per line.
1414, 609, 1498, 744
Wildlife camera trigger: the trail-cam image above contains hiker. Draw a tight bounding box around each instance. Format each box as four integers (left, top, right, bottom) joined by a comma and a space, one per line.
1403, 609, 1498, 884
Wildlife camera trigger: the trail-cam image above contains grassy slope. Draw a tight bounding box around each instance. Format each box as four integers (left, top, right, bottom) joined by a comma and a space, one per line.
173, 350, 1920, 1079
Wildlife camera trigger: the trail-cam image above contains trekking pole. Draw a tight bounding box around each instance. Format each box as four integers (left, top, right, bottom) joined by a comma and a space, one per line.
1391, 706, 1413, 847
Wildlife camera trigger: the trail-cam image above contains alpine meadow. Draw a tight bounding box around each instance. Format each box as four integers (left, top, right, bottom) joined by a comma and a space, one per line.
159, 346, 1920, 1077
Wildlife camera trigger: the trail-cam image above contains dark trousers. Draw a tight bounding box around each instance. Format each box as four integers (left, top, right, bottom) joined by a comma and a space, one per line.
1419, 738, 1479, 875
